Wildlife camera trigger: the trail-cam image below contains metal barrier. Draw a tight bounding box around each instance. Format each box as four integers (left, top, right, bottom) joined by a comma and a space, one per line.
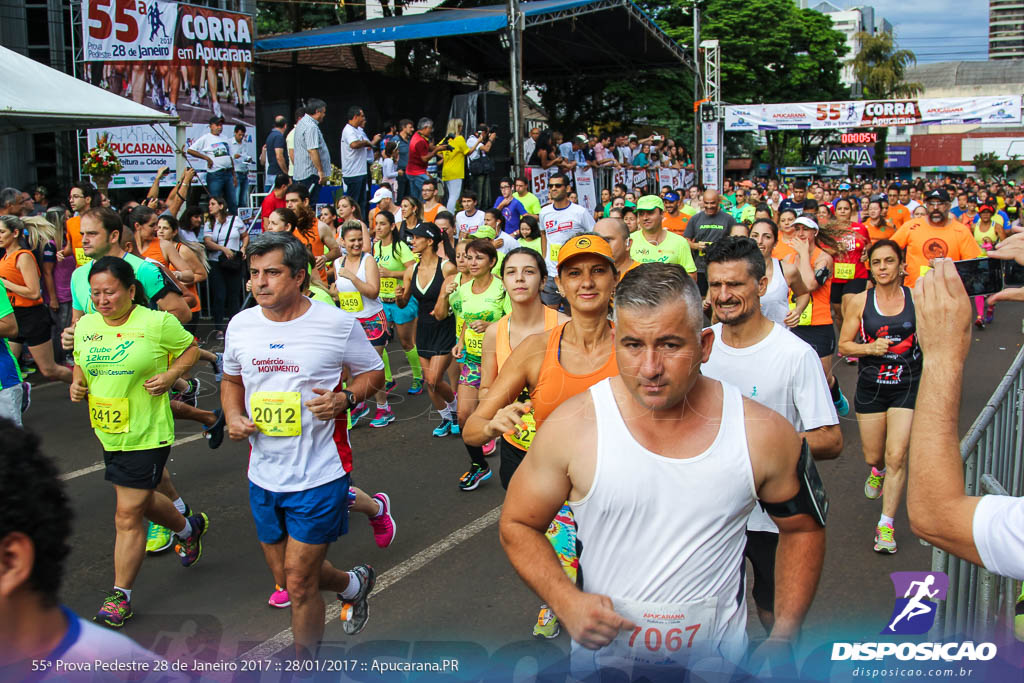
930, 344, 1024, 639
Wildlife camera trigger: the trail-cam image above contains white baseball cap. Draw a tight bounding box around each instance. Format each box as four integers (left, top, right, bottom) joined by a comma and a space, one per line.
371, 187, 393, 204
792, 216, 819, 232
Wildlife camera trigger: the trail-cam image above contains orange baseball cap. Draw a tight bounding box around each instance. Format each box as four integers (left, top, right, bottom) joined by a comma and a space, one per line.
557, 234, 615, 270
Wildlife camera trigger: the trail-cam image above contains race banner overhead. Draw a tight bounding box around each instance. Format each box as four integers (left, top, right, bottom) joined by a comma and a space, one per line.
724, 96, 1022, 131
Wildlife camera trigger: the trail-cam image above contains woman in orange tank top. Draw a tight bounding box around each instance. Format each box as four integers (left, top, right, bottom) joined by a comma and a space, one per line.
156, 215, 208, 316
0, 215, 72, 383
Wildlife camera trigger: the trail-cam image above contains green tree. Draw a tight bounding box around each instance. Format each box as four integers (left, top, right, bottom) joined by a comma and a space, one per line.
850, 31, 921, 176
973, 152, 1022, 182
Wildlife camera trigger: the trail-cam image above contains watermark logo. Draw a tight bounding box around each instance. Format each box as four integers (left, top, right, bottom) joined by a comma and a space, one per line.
882, 571, 948, 635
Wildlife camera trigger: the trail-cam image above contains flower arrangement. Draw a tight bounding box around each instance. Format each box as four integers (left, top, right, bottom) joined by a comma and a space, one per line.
82, 134, 122, 179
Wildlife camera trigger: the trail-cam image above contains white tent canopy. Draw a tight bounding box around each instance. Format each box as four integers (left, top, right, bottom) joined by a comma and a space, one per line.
0, 45, 177, 136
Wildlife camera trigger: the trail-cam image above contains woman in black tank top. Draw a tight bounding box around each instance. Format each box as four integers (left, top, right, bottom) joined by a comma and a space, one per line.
397, 223, 459, 435
838, 239, 921, 556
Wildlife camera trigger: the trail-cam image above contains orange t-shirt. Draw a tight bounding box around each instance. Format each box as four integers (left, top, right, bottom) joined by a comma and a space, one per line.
773, 241, 832, 326
422, 203, 442, 224
864, 218, 897, 243
66, 215, 89, 266
891, 217, 983, 287
0, 249, 43, 307
295, 227, 327, 281
886, 204, 911, 228
139, 238, 166, 266
171, 243, 201, 313
662, 211, 689, 236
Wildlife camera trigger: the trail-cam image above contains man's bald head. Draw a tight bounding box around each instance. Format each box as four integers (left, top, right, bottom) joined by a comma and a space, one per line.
702, 190, 721, 216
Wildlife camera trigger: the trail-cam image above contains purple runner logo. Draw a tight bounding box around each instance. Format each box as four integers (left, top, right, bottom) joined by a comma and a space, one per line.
882, 571, 948, 635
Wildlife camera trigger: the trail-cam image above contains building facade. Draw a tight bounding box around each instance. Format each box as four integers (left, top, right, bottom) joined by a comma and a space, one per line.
808, 2, 892, 96
990, 0, 1024, 59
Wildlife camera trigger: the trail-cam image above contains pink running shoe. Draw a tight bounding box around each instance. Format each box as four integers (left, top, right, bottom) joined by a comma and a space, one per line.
268, 585, 291, 608
369, 493, 396, 548
482, 438, 496, 456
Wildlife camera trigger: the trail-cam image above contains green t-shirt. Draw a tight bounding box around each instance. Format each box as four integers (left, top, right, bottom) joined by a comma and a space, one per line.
730, 203, 756, 224
458, 275, 510, 364
373, 239, 415, 302
73, 305, 195, 451
518, 237, 543, 255
514, 192, 542, 215
0, 283, 21, 389
71, 252, 167, 313
309, 287, 337, 307
681, 204, 698, 217
630, 230, 697, 272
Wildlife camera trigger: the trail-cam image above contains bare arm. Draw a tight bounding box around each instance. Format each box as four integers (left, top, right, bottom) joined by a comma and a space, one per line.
463, 333, 545, 446
42, 261, 59, 310
308, 149, 325, 178
319, 224, 342, 262
274, 147, 288, 174
801, 425, 842, 460
0, 312, 17, 339
432, 262, 458, 321
906, 260, 983, 565
2, 253, 42, 300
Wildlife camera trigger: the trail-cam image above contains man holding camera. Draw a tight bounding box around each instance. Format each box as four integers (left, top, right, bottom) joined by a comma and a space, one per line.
467, 124, 497, 208
891, 189, 982, 287
406, 118, 449, 202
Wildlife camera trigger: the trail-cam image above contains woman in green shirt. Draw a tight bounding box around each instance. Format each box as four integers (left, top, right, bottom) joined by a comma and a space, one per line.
70, 256, 207, 629
373, 210, 424, 394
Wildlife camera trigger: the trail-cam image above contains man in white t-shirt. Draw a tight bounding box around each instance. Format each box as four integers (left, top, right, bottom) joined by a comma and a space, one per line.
701, 236, 842, 632
341, 106, 381, 220
0, 421, 162, 678
221, 232, 385, 659
187, 115, 238, 215
538, 173, 596, 308
454, 190, 485, 237
907, 257, 1024, 581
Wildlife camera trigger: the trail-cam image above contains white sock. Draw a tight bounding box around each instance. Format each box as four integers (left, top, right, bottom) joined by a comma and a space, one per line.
176, 518, 193, 540
340, 572, 361, 599
879, 514, 894, 527
114, 586, 133, 601
372, 498, 384, 517
173, 497, 187, 514
377, 403, 388, 410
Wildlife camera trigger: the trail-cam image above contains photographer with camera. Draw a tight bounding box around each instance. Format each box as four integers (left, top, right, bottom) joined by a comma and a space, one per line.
440, 119, 484, 213
468, 124, 498, 208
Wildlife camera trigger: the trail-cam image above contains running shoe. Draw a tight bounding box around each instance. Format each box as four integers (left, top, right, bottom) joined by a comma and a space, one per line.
533, 605, 560, 639
985, 307, 995, 325
385, 379, 397, 393
864, 468, 885, 500
459, 464, 492, 491
874, 523, 897, 554
175, 512, 209, 567
146, 521, 174, 553
369, 493, 396, 548
181, 378, 200, 408
432, 419, 453, 437
204, 409, 225, 449
482, 438, 496, 456
20, 381, 30, 414
350, 402, 371, 427
450, 421, 461, 436
211, 352, 224, 382
268, 585, 291, 608
834, 386, 850, 417
844, 356, 858, 366
338, 565, 376, 636
369, 406, 395, 428
94, 589, 132, 629
408, 378, 424, 395
975, 316, 986, 330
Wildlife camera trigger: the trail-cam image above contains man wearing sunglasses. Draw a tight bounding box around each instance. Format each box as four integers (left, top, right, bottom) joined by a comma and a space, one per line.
891, 188, 982, 287
538, 174, 595, 308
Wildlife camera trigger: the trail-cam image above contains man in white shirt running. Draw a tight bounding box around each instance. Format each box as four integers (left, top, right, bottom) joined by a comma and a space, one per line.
907, 253, 1024, 581
702, 235, 842, 632
538, 173, 595, 308
500, 263, 826, 679
221, 232, 385, 659
0, 420, 161, 677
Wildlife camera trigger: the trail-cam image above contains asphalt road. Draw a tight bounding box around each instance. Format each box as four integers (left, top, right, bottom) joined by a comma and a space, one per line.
22, 301, 1024, 679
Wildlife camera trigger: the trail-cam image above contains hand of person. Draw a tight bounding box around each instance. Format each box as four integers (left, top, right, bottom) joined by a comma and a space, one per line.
987, 287, 1024, 306
371, 133, 382, 145
988, 231, 1024, 265
451, 341, 463, 359
228, 414, 259, 440
305, 387, 345, 420
146, 197, 159, 209
314, 255, 326, 271
69, 378, 88, 402
144, 372, 178, 396
318, 174, 327, 185
156, 166, 169, 179
444, 278, 458, 295
394, 284, 405, 299
206, 158, 214, 169
336, 267, 353, 281
61, 321, 76, 352
48, 299, 60, 312
468, 320, 488, 333
913, 259, 971, 363
865, 337, 892, 356
557, 592, 637, 651
223, 248, 235, 260
232, 175, 239, 187
486, 401, 532, 438
183, 167, 196, 182
783, 308, 802, 328
56, 250, 65, 262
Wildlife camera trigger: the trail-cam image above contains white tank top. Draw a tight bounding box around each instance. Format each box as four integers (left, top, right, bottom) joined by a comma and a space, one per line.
334, 252, 383, 318
761, 257, 789, 325
568, 379, 755, 675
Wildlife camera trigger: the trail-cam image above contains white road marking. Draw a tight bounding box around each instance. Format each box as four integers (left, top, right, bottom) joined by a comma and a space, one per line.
238, 505, 503, 661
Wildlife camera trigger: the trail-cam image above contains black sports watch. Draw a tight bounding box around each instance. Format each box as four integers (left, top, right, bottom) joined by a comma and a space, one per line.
340, 389, 356, 411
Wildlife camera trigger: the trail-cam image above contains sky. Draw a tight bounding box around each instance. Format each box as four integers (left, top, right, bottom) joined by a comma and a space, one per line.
826, 0, 990, 64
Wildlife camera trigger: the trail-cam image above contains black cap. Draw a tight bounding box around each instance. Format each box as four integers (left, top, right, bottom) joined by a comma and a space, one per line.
924, 188, 950, 203
209, 115, 225, 124
408, 222, 440, 241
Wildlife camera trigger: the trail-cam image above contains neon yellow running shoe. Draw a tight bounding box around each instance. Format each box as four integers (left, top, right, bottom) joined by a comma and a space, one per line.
874, 523, 897, 554
146, 521, 173, 553
533, 605, 560, 639
864, 469, 885, 500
